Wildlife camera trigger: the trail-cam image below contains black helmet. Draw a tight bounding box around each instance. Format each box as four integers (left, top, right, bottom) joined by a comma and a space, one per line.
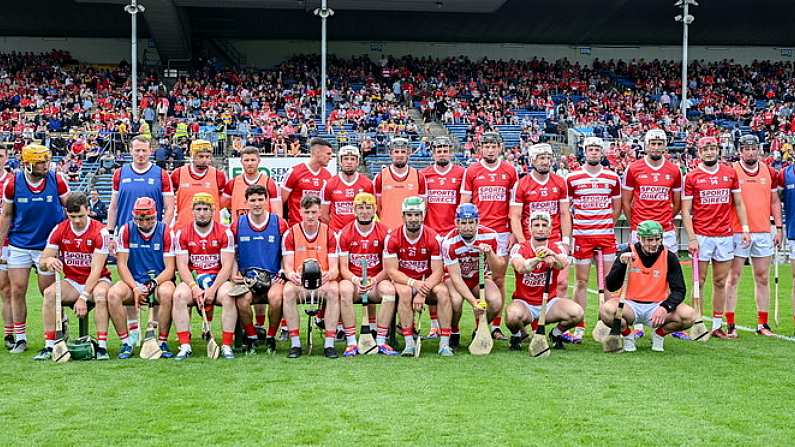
301, 259, 322, 291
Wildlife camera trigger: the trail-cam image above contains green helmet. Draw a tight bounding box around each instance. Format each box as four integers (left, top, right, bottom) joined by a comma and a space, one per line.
402, 196, 426, 215
67, 336, 97, 361
637, 220, 663, 238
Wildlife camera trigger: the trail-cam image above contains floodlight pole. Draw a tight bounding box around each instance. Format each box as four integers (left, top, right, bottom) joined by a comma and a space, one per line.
315, 1, 334, 130
675, 0, 697, 122
125, 0, 145, 120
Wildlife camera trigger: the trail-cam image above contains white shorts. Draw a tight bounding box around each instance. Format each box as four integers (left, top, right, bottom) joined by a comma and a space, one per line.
6, 245, 53, 275
496, 232, 510, 257
64, 277, 112, 297
696, 235, 734, 262
733, 232, 773, 258
516, 297, 561, 320
0, 247, 8, 272
631, 230, 677, 252
626, 300, 661, 327
787, 240, 795, 260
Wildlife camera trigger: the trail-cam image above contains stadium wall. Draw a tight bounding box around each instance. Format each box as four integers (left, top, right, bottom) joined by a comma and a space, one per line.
232, 39, 795, 67
0, 36, 158, 65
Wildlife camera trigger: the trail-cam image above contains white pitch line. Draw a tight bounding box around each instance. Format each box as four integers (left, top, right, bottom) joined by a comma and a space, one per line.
574, 285, 795, 344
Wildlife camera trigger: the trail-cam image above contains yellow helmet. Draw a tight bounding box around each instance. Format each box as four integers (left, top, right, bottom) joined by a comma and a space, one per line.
192, 192, 215, 208
21, 144, 51, 164
353, 192, 376, 207
190, 139, 213, 157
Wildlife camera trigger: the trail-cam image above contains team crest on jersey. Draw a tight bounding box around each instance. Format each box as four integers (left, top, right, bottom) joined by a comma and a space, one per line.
211, 240, 219, 247
148, 178, 155, 185
46, 195, 53, 202
488, 174, 497, 182
420, 248, 427, 255
153, 243, 160, 250
361, 240, 369, 249
651, 173, 660, 182
665, 174, 672, 180
268, 236, 275, 243
86, 239, 93, 246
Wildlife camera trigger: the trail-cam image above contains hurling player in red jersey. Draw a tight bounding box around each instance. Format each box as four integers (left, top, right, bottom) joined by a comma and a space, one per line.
420, 136, 465, 337
321, 145, 374, 234
682, 137, 750, 339
384, 196, 453, 357
506, 211, 583, 351
281, 137, 334, 225
442, 203, 503, 350
35, 193, 113, 360
510, 143, 572, 301
171, 193, 237, 360
337, 193, 398, 356
460, 132, 517, 339
566, 137, 621, 343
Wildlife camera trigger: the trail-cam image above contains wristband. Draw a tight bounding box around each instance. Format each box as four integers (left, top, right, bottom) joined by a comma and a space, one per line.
742, 225, 750, 233
407, 279, 416, 288
562, 237, 571, 245
79, 292, 89, 302
523, 259, 533, 272
776, 226, 783, 229
187, 281, 197, 289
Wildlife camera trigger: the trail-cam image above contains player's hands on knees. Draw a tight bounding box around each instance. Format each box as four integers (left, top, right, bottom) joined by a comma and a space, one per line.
191, 285, 204, 305
46, 258, 64, 274
417, 280, 431, 296
412, 294, 425, 311
650, 306, 668, 327
231, 272, 244, 284
288, 272, 301, 286
133, 287, 148, 307
619, 252, 634, 265
321, 272, 330, 285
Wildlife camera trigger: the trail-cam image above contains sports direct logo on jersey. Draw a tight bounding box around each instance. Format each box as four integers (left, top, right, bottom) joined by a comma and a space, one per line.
478, 185, 506, 201
638, 185, 670, 201
427, 189, 457, 204
698, 188, 730, 204
189, 254, 220, 270
522, 272, 547, 287
577, 196, 612, 209
63, 252, 92, 268
399, 259, 429, 273
529, 200, 559, 214
349, 253, 380, 269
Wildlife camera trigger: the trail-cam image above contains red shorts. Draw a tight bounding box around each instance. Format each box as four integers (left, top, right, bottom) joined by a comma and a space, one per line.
572, 235, 616, 261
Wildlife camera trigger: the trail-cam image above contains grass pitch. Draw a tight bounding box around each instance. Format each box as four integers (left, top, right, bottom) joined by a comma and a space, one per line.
0, 263, 794, 446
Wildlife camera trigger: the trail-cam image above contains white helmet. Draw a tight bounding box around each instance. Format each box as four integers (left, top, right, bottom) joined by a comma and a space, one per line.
338, 145, 360, 158
583, 136, 604, 151
529, 210, 552, 225
529, 143, 553, 162
644, 129, 668, 146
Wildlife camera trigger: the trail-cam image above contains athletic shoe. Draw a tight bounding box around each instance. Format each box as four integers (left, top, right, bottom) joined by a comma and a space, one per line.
96, 347, 110, 360
255, 326, 267, 341
400, 345, 416, 357
426, 327, 440, 339
491, 328, 507, 340
159, 343, 175, 359
438, 346, 454, 357
128, 330, 140, 347
314, 318, 325, 330
377, 344, 400, 356
651, 332, 665, 352
220, 345, 235, 359
727, 325, 738, 339
287, 346, 302, 359
710, 328, 730, 340
4, 335, 14, 350
631, 328, 646, 339
756, 324, 774, 337
265, 337, 276, 354
671, 331, 690, 341
335, 329, 345, 343
560, 331, 582, 344
343, 345, 359, 358
242, 341, 257, 356
175, 346, 192, 361
33, 347, 53, 361
117, 343, 133, 359
277, 327, 289, 342
449, 333, 460, 349
622, 335, 636, 352
549, 332, 566, 350
9, 340, 27, 354
324, 347, 339, 359
509, 335, 522, 351
572, 327, 585, 344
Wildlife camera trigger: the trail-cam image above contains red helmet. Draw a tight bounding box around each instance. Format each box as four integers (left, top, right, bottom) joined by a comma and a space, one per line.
132, 197, 157, 217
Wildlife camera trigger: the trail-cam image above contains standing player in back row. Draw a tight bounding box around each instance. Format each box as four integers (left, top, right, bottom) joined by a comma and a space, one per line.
374, 138, 427, 231
510, 143, 572, 302
461, 132, 517, 339
566, 137, 622, 343
171, 139, 227, 232
724, 135, 782, 337
321, 145, 374, 234
420, 136, 465, 337
281, 137, 334, 225
621, 129, 683, 339
0, 144, 69, 354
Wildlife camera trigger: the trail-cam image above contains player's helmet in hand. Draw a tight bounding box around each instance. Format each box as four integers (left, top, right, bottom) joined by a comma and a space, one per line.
301, 259, 322, 290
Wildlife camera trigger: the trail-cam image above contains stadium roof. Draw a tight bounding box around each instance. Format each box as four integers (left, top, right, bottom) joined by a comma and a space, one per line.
5, 1, 795, 62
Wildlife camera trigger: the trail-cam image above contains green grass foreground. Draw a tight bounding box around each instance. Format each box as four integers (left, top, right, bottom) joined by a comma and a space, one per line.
0, 264, 794, 446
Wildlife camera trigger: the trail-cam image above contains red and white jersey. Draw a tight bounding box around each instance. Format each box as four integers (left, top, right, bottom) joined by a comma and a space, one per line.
337, 221, 390, 278
461, 160, 517, 232
442, 225, 499, 290
420, 164, 465, 234
321, 173, 374, 234
384, 225, 441, 280
683, 163, 741, 237
174, 222, 235, 275
510, 242, 563, 306
622, 158, 682, 231
566, 167, 621, 237
511, 172, 568, 241
46, 218, 111, 284
281, 162, 333, 225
